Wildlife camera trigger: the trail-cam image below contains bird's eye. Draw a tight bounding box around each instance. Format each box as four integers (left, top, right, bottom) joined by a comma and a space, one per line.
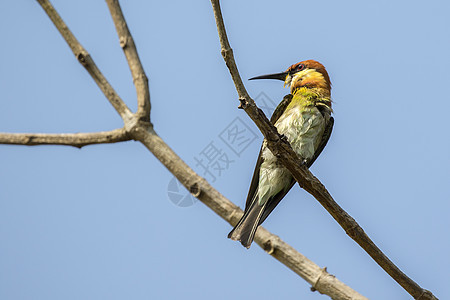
297, 64, 305, 71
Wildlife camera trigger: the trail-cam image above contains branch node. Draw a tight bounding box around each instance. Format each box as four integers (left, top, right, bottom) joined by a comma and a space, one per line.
416, 289, 435, 300
26, 136, 34, 145
345, 222, 361, 239
238, 97, 248, 109
119, 36, 128, 48
311, 267, 329, 292
124, 115, 147, 135
189, 182, 201, 198
133, 73, 148, 84
262, 239, 276, 255
279, 133, 288, 143
76, 52, 87, 65
221, 47, 232, 59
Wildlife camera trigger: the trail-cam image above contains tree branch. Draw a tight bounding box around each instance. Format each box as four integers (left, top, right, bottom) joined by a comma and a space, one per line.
36, 0, 133, 122
0, 128, 130, 148
105, 0, 151, 122
29, 1, 379, 298
130, 126, 367, 300
210, 0, 437, 299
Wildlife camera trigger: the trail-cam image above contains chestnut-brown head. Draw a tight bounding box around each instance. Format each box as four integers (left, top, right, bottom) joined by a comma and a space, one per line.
249, 60, 331, 93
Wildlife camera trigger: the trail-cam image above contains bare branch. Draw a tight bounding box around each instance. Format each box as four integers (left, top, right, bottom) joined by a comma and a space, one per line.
105, 0, 151, 122
210, 0, 288, 155
130, 126, 366, 300
0, 128, 130, 148
36, 0, 133, 121
210, 1, 437, 299
26, 1, 411, 299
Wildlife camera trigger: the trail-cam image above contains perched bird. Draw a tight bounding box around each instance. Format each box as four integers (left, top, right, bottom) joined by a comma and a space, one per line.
228, 60, 334, 248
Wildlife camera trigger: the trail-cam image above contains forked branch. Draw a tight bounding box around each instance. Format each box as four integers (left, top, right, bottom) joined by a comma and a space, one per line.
36, 0, 133, 121
31, 0, 366, 299
1, 0, 403, 299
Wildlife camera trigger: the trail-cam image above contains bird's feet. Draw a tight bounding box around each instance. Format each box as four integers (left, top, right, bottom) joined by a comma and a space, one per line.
300, 158, 308, 167
279, 134, 288, 142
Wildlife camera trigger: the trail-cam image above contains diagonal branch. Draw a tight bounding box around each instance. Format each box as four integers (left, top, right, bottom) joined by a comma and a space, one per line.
130, 126, 367, 300
210, 0, 437, 299
0, 128, 130, 148
36, 0, 133, 122
34, 0, 366, 298
29, 1, 375, 299
105, 0, 151, 122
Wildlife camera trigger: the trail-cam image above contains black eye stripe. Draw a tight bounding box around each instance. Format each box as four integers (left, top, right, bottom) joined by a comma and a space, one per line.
288, 63, 306, 75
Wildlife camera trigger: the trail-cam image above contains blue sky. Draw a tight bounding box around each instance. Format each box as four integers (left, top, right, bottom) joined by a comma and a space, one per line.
1, 1, 449, 299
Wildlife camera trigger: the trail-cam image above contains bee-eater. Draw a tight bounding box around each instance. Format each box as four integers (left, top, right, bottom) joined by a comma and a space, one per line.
228, 60, 334, 248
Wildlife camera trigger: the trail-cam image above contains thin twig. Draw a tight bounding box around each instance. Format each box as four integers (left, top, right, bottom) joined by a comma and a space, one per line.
36, 0, 133, 122
210, 0, 437, 299
0, 128, 130, 148
105, 0, 151, 122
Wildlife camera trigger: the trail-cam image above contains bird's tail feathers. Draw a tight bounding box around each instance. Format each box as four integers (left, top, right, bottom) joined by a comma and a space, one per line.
228, 193, 266, 249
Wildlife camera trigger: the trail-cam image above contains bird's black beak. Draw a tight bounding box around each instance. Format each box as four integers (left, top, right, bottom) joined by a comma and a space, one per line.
249, 71, 288, 81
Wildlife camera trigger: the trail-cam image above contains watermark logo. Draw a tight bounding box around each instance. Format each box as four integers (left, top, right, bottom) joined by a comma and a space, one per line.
194, 141, 235, 183
219, 117, 257, 157
167, 177, 198, 207
167, 92, 277, 207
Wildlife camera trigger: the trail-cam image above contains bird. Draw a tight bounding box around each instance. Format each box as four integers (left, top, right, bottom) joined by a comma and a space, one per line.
228, 60, 334, 248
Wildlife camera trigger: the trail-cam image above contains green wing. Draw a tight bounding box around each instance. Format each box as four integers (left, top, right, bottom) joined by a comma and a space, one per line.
229, 94, 333, 247
244, 94, 293, 209
270, 94, 294, 124
306, 113, 334, 168
245, 95, 334, 224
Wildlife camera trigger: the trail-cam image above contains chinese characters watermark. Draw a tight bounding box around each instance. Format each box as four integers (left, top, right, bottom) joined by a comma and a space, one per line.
167, 92, 277, 207
219, 117, 257, 157
194, 141, 235, 182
